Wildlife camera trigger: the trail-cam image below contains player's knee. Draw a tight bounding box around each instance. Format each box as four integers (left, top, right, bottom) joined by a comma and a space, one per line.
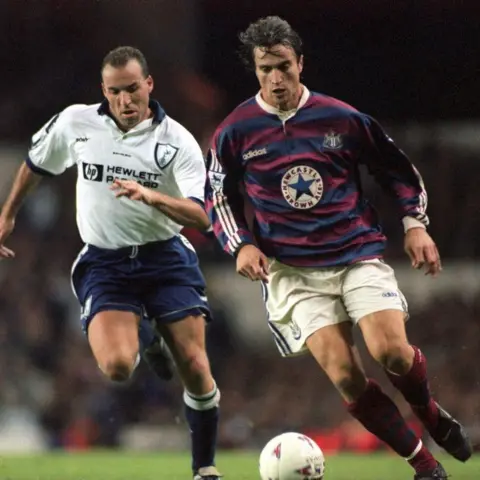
371, 341, 412, 375
102, 356, 136, 382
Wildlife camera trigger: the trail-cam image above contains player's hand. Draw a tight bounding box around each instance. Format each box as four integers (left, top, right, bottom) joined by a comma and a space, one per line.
404, 227, 441, 277
110, 179, 155, 205
0, 215, 16, 259
236, 244, 269, 282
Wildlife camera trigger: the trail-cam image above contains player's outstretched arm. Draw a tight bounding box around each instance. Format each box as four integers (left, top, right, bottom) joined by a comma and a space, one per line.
111, 179, 210, 230
357, 115, 441, 276
0, 162, 43, 258
358, 114, 429, 229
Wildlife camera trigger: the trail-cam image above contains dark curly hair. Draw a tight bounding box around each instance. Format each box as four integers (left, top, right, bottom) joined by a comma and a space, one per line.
238, 16, 303, 70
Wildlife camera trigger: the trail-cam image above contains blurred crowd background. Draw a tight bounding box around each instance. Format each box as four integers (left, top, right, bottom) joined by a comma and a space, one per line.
1, 0, 479, 455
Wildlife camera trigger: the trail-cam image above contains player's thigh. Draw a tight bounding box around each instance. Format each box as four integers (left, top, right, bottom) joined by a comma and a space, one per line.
343, 260, 410, 363
342, 259, 408, 326
357, 309, 412, 369
144, 280, 212, 376
88, 309, 141, 374
71, 246, 144, 372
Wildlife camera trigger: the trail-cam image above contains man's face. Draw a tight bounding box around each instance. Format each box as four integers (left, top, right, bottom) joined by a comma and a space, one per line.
254, 44, 303, 111
101, 59, 153, 131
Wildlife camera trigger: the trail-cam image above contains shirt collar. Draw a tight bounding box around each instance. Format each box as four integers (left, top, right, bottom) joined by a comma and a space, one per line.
255, 85, 310, 118
97, 99, 166, 125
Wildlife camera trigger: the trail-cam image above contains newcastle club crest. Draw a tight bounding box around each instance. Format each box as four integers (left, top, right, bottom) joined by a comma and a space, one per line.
281, 165, 324, 210
323, 131, 343, 150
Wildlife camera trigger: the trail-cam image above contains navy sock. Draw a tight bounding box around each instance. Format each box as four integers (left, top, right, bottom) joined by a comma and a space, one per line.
184, 384, 220, 472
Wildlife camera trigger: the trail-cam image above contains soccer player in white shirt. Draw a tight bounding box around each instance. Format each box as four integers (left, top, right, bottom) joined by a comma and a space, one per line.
0, 46, 221, 480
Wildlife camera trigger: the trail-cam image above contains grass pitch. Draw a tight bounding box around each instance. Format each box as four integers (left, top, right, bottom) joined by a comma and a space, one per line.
0, 451, 477, 480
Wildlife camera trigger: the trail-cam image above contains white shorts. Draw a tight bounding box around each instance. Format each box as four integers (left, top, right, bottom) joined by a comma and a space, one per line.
262, 259, 408, 357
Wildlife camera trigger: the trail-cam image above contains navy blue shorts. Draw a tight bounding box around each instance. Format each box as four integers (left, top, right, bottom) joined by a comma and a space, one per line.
71, 235, 211, 334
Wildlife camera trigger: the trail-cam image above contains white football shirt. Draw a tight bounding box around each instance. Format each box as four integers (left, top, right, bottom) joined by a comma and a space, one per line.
27, 101, 206, 249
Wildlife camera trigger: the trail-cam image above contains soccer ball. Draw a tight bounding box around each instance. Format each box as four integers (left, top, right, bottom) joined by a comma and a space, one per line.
259, 432, 325, 480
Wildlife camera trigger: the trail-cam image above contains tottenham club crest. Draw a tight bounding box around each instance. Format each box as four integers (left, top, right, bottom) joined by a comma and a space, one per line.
323, 131, 343, 150
281, 165, 324, 209
154, 142, 179, 169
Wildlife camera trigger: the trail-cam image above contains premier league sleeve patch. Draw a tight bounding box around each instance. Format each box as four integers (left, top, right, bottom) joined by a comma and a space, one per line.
154, 142, 179, 169
208, 171, 226, 194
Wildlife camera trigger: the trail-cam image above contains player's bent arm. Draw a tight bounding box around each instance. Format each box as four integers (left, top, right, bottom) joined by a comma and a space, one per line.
357, 114, 429, 229
0, 162, 43, 220
205, 144, 255, 256
148, 191, 210, 231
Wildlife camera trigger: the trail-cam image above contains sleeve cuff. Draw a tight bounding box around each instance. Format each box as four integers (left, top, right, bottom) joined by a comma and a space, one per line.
402, 216, 427, 232
187, 197, 205, 209
232, 240, 255, 258
25, 157, 55, 177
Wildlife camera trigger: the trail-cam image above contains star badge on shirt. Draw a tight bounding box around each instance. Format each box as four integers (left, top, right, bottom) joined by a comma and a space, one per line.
281, 165, 324, 209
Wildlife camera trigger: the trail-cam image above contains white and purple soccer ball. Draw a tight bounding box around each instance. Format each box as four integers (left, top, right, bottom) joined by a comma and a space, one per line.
259, 432, 325, 480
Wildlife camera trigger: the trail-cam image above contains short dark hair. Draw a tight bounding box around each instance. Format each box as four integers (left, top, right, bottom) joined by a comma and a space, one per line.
238, 16, 303, 70
101, 46, 149, 78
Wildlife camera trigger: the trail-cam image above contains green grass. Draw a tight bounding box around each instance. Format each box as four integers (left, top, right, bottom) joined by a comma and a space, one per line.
0, 451, 477, 480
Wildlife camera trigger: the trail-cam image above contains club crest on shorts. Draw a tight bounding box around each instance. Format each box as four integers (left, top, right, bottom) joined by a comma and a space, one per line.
290, 320, 302, 340
154, 142, 179, 169
81, 295, 92, 320
281, 165, 323, 210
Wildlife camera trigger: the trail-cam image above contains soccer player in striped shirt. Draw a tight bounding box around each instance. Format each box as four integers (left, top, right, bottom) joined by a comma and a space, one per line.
205, 16, 471, 480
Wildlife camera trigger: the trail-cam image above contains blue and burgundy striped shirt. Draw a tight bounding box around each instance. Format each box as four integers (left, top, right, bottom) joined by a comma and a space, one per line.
205, 87, 428, 267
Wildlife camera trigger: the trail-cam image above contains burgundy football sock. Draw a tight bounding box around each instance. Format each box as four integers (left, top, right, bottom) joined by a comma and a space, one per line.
347, 379, 438, 473
385, 346, 439, 431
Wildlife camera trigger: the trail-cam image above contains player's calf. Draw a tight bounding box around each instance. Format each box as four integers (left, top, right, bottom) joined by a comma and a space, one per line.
385, 346, 472, 462
306, 322, 369, 402
177, 349, 214, 394
184, 381, 221, 476
179, 353, 220, 474
159, 314, 221, 476
358, 310, 468, 462
348, 379, 441, 475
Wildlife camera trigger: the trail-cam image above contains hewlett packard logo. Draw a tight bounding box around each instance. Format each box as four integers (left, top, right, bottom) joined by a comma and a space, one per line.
82, 162, 104, 182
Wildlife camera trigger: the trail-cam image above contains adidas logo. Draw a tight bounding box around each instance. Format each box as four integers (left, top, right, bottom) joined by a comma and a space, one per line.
242, 147, 267, 160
